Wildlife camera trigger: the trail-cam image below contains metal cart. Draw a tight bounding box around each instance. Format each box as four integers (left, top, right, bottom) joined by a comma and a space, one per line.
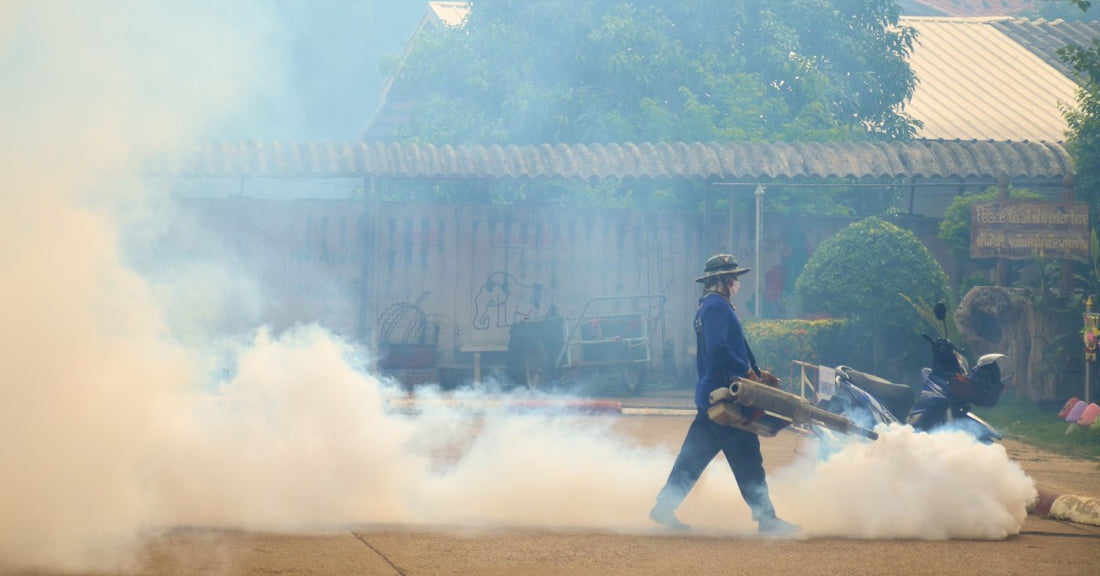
505, 294, 666, 395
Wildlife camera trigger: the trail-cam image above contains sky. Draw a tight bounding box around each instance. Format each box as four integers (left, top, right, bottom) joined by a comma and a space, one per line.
206, 0, 425, 141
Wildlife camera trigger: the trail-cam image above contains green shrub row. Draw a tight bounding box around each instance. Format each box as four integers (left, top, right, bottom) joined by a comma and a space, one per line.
744, 317, 855, 377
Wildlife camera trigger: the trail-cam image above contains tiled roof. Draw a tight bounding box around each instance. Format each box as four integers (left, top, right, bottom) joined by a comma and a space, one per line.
159, 139, 1071, 181
901, 16, 1092, 142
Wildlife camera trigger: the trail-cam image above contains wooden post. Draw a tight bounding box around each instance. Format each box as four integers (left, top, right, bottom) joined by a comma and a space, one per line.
703, 186, 712, 253
995, 172, 1010, 286
729, 187, 736, 254
1062, 173, 1077, 293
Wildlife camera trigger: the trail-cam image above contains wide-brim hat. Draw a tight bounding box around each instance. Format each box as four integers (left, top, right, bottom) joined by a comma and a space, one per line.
694, 253, 750, 282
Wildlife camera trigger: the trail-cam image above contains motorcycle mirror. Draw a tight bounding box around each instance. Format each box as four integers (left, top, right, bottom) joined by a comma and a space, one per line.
934, 302, 949, 337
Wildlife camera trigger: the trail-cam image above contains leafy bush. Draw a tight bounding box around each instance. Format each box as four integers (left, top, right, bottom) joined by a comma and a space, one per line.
957, 271, 993, 303
745, 317, 854, 375
937, 186, 1045, 262
794, 216, 950, 380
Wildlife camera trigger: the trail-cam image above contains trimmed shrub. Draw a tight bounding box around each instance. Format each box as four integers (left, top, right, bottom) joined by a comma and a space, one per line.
745, 317, 854, 376
794, 216, 950, 380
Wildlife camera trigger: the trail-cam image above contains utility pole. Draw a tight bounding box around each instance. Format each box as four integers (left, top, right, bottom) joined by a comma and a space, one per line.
755, 184, 765, 318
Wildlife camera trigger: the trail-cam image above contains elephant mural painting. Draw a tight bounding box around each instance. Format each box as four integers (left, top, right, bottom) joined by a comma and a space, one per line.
472, 271, 549, 330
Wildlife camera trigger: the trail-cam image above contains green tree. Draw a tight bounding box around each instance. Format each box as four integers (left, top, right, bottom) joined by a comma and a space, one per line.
1028, 0, 1094, 21
937, 186, 1046, 262
1036, 1, 1100, 224
389, 0, 919, 146
1060, 15, 1100, 224
794, 216, 950, 380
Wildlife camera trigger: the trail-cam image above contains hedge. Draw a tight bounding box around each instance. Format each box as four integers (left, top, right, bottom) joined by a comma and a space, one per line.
744, 317, 855, 378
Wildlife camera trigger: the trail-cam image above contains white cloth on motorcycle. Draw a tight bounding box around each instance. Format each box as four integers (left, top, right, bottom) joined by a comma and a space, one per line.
835, 365, 915, 421
817, 366, 836, 401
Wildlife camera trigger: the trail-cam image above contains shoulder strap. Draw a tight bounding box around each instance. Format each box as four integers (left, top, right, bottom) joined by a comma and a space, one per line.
745, 340, 761, 377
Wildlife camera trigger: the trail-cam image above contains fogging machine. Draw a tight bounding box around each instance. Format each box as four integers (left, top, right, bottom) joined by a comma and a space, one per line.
708, 378, 878, 440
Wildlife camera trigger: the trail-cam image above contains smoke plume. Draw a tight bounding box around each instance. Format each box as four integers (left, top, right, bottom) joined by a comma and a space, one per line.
0, 2, 1037, 573
769, 425, 1036, 540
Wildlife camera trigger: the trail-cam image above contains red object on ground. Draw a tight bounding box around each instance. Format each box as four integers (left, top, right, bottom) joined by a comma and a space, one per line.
1031, 486, 1061, 517
1058, 397, 1080, 419
1077, 403, 1100, 426
506, 399, 623, 414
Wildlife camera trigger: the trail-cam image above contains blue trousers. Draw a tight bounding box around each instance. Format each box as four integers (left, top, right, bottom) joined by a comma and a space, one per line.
655, 411, 777, 521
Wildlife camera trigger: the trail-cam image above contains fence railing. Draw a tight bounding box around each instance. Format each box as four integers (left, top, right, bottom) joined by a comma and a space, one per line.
788, 359, 820, 401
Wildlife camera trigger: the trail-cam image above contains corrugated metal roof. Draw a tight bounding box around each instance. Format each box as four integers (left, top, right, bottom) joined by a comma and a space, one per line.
906, 0, 1036, 17
427, 1, 468, 27
158, 139, 1071, 181
901, 16, 1084, 142
991, 17, 1100, 78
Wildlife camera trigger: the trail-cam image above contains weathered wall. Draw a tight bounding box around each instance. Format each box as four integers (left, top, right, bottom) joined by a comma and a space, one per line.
362, 203, 701, 362
178, 197, 369, 339
179, 199, 709, 372
175, 198, 965, 378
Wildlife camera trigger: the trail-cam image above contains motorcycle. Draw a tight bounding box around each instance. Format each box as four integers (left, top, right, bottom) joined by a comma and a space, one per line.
815, 302, 1006, 443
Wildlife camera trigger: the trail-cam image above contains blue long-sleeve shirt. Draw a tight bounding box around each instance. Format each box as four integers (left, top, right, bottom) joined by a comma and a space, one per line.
694, 292, 752, 411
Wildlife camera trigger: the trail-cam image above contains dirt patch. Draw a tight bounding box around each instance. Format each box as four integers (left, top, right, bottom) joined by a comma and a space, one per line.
1000, 438, 1100, 498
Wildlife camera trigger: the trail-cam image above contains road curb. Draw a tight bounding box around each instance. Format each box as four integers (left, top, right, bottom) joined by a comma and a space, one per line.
1029, 486, 1100, 526
621, 406, 695, 417
388, 396, 624, 414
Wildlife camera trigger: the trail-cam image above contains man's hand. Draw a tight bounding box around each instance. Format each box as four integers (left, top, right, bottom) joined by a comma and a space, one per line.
756, 369, 781, 388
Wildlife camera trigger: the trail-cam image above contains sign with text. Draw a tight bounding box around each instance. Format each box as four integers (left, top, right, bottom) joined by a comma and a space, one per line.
970, 201, 1090, 262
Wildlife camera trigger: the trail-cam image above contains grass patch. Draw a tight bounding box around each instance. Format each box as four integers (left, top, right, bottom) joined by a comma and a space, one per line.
977, 397, 1100, 460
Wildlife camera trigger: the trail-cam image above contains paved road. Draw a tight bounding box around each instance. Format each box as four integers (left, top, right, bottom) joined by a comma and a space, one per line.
120, 420, 1100, 576
14, 384, 1100, 576
136, 518, 1098, 576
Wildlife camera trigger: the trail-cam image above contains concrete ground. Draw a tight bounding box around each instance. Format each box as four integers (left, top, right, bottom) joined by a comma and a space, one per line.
113, 423, 1100, 576
12, 386, 1100, 576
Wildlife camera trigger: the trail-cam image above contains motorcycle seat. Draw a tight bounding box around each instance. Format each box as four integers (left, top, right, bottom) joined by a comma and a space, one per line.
836, 365, 915, 420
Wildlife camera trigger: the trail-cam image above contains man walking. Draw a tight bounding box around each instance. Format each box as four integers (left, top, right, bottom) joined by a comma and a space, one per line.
651, 254, 799, 536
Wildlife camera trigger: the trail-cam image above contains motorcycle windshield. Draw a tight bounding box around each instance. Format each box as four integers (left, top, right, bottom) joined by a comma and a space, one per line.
840, 384, 899, 428
910, 369, 960, 431
955, 350, 969, 375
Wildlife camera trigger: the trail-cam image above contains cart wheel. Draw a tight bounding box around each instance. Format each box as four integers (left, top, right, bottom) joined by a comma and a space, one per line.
521, 340, 550, 391
621, 365, 645, 395
507, 337, 550, 391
